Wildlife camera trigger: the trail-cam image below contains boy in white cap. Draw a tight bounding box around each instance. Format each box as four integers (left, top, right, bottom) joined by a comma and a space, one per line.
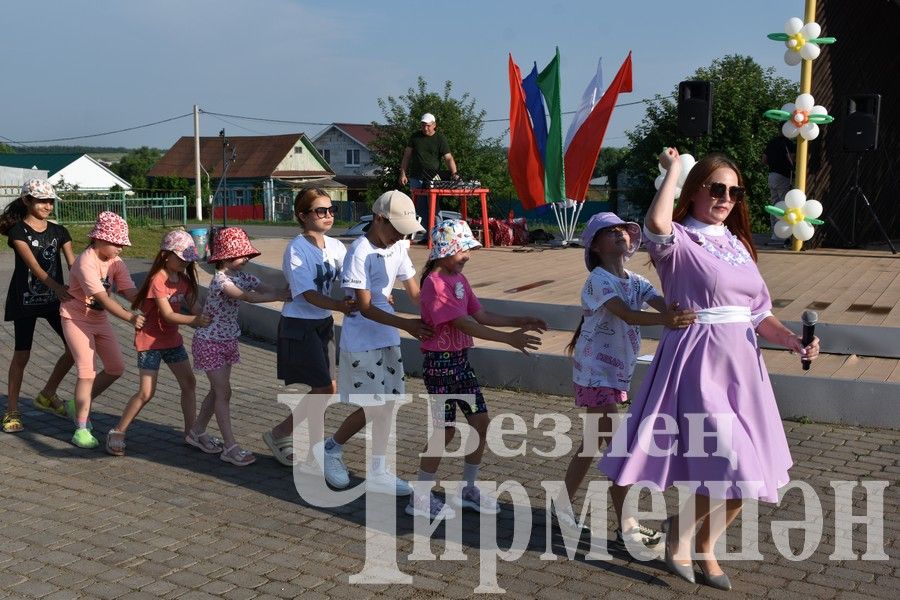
322, 190, 431, 495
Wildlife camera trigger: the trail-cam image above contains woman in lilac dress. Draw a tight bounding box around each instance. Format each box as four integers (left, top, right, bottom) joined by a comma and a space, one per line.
600, 148, 820, 589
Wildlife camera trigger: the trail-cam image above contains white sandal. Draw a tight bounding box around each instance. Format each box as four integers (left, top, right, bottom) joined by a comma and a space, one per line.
185, 430, 224, 454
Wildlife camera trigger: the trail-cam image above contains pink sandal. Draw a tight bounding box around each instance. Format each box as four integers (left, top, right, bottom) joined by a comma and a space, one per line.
185, 430, 224, 454
221, 444, 255, 466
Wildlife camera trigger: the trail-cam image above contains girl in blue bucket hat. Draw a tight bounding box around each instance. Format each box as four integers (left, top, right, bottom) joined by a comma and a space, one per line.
407, 219, 547, 520
556, 212, 695, 553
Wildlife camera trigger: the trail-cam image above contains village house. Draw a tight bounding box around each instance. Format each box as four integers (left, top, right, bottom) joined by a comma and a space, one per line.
311, 123, 379, 201
0, 153, 132, 193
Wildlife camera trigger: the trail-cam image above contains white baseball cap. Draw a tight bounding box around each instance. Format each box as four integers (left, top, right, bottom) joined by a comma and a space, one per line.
420, 113, 436, 124
372, 190, 425, 236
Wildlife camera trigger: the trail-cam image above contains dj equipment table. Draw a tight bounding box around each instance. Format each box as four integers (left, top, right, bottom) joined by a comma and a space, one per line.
410, 185, 491, 248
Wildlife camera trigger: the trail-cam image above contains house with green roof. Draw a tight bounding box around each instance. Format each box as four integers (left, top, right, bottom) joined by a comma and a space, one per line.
0, 153, 132, 192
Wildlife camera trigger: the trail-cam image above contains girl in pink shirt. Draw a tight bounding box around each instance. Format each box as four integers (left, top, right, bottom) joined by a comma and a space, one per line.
60, 212, 145, 449
105, 230, 210, 456
407, 219, 546, 520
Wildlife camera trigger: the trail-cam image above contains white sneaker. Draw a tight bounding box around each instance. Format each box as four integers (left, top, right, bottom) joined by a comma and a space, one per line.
366, 468, 412, 496
323, 448, 350, 488
406, 492, 456, 519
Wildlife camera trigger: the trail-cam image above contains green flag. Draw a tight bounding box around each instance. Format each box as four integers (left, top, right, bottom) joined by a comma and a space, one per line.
537, 47, 566, 202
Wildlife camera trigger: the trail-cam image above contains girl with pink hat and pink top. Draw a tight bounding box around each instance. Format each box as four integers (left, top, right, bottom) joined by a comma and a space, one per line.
105, 230, 211, 457
59, 211, 145, 449
186, 227, 290, 466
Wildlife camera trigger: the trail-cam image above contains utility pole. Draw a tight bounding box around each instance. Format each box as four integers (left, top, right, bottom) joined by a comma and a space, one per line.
193, 105, 202, 220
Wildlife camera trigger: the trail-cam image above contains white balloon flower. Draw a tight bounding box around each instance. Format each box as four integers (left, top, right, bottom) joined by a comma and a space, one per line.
780, 94, 830, 141
654, 153, 696, 199
771, 189, 824, 241
783, 17, 824, 65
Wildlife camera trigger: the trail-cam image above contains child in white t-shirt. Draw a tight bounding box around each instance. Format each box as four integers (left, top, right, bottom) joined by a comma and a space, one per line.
322, 190, 431, 496
559, 212, 695, 550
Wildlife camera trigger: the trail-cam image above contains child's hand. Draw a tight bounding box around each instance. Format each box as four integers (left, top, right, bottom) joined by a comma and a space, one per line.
662, 303, 696, 329
387, 294, 395, 306
659, 147, 681, 173
408, 320, 433, 341
193, 314, 212, 328
131, 313, 145, 330
50, 281, 73, 301
508, 328, 542, 355
338, 296, 358, 315
520, 316, 547, 333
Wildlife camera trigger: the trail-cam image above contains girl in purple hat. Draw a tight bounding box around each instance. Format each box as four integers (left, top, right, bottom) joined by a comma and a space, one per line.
106, 230, 210, 456
60, 211, 145, 449
186, 227, 289, 466
556, 211, 695, 551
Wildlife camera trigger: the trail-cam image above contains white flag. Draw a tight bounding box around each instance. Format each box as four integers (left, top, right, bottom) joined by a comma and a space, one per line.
563, 57, 603, 153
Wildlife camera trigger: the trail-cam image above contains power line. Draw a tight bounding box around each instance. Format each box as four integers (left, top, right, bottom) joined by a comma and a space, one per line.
200, 110, 331, 127
2, 112, 193, 145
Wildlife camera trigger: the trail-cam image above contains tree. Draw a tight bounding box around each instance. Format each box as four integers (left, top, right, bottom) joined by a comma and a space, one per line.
624, 55, 797, 231
594, 146, 629, 207
110, 146, 163, 190
368, 77, 514, 206
0, 143, 14, 154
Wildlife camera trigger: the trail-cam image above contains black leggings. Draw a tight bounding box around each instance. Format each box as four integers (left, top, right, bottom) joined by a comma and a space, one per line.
12, 313, 67, 352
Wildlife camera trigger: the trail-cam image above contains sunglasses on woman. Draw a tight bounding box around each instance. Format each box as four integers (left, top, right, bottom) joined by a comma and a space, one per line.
305, 206, 337, 218
702, 181, 746, 203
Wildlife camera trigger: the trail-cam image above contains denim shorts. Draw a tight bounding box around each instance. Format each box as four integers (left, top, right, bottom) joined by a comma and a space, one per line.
137, 345, 189, 371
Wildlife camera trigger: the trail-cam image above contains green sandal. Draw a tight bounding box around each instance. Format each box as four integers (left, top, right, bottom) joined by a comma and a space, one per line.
71, 428, 99, 449
34, 392, 69, 418
2, 410, 24, 433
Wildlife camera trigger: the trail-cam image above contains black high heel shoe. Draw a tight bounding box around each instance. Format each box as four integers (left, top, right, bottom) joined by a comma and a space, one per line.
662, 516, 696, 584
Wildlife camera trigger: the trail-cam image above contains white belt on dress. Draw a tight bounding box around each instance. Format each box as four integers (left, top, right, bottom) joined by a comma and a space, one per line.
694, 306, 751, 324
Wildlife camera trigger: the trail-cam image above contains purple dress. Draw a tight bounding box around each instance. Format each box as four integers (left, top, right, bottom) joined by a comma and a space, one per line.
599, 220, 792, 502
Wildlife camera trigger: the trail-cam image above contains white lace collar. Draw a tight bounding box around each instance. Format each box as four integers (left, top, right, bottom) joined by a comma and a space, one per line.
682, 216, 727, 237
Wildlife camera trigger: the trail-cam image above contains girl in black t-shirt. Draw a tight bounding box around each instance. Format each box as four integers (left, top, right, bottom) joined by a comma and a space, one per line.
1, 179, 75, 433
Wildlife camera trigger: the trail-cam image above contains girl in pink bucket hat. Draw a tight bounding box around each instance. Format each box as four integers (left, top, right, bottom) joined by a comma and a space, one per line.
406, 219, 547, 519
59, 211, 145, 449
105, 230, 211, 456
554, 211, 695, 551
188, 227, 289, 466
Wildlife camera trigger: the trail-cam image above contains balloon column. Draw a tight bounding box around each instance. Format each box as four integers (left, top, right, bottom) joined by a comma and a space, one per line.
764, 1, 835, 251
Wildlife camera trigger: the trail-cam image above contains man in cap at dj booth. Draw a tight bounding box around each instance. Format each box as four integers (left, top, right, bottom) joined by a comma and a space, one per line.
398, 112, 461, 193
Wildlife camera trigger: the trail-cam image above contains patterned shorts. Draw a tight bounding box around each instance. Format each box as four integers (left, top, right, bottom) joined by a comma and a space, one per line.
338, 346, 406, 406
423, 350, 486, 424
137, 345, 189, 371
192, 337, 240, 372
574, 383, 628, 408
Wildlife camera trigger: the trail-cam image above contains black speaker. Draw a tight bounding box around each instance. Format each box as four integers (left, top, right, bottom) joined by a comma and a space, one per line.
843, 93, 880, 152
677, 81, 713, 137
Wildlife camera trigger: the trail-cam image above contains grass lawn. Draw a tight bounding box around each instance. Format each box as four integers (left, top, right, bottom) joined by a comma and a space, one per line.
65, 224, 177, 259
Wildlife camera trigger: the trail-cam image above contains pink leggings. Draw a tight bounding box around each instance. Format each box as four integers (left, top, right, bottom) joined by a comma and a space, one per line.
61, 317, 125, 379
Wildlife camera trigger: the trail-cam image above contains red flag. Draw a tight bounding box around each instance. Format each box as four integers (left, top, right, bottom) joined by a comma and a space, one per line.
508, 54, 545, 209
564, 52, 633, 201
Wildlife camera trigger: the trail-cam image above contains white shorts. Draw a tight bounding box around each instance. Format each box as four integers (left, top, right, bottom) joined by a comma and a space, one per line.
338, 346, 406, 406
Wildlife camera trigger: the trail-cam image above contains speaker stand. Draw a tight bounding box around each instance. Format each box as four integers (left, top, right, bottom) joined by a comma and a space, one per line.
847, 155, 897, 254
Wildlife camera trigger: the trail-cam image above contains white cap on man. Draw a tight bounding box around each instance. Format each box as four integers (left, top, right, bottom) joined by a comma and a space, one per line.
420, 113, 436, 124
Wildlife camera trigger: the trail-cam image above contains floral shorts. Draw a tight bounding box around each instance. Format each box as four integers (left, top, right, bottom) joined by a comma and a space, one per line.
192, 338, 240, 372
574, 384, 627, 408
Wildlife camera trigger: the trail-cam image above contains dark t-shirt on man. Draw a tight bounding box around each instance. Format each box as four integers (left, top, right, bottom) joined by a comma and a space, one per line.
764, 137, 795, 178
407, 131, 451, 180
5, 221, 71, 320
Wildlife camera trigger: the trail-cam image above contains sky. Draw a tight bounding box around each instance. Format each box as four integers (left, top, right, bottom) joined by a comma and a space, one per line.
1, 0, 805, 152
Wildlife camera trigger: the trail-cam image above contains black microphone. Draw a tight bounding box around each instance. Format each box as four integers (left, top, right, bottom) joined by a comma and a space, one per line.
801, 310, 818, 371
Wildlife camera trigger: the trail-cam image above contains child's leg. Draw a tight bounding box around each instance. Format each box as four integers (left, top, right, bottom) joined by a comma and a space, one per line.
87, 320, 126, 405
114, 370, 158, 433
205, 366, 235, 446
37, 314, 74, 402
61, 319, 102, 425
271, 381, 333, 462
419, 426, 456, 475
193, 367, 226, 437
331, 407, 367, 445
166, 354, 197, 436
563, 405, 613, 501
6, 317, 39, 413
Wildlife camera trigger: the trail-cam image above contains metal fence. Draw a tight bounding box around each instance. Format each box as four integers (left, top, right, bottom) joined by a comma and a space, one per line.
53, 194, 187, 227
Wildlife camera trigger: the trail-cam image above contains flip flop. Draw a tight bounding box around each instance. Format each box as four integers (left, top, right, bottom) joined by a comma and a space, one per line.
262, 430, 296, 466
